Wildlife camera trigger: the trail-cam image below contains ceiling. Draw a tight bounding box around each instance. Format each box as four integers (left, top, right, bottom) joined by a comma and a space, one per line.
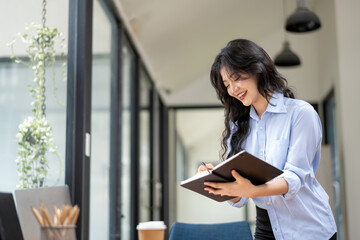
112, 0, 317, 105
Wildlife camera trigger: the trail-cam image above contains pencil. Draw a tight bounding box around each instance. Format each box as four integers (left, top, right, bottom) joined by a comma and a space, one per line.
31, 207, 43, 225
201, 162, 211, 173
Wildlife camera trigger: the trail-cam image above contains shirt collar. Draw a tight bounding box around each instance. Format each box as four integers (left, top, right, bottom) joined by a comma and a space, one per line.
266, 91, 287, 114
249, 91, 287, 120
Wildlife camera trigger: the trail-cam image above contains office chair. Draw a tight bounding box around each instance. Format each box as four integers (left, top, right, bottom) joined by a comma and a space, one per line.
0, 193, 24, 240
168, 221, 253, 240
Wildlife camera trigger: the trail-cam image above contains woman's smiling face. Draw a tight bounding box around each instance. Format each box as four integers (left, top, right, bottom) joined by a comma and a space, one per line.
220, 67, 262, 107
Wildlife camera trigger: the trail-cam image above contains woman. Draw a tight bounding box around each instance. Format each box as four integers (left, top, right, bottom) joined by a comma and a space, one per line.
200, 39, 337, 240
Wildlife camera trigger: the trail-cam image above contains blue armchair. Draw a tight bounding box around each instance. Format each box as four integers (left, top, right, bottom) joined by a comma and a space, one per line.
168, 221, 253, 240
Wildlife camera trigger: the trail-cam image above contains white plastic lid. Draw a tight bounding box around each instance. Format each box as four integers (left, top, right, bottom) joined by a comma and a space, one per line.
136, 221, 167, 230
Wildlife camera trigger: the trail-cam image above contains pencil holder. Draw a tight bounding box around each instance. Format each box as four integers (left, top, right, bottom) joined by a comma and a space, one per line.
41, 225, 76, 240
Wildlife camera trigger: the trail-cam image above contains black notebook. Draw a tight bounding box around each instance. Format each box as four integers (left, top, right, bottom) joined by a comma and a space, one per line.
180, 150, 283, 202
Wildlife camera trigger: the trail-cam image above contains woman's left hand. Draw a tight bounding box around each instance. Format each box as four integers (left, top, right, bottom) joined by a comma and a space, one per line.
204, 170, 257, 198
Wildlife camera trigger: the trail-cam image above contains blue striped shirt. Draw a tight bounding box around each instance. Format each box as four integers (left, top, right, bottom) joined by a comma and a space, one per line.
228, 92, 337, 239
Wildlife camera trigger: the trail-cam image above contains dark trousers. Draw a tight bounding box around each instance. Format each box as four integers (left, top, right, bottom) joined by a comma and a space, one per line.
329, 233, 337, 240
254, 206, 337, 240
254, 206, 275, 240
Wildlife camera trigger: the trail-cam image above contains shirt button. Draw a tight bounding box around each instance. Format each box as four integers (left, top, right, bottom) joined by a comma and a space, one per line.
267, 201, 271, 205
259, 126, 263, 130
259, 152, 263, 156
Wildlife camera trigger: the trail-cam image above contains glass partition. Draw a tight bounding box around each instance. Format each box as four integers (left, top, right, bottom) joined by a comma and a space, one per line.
139, 67, 153, 222
89, 0, 112, 239
121, 41, 134, 240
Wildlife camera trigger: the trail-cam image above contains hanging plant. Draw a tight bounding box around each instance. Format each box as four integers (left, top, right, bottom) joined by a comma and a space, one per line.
8, 7, 66, 188
15, 116, 55, 188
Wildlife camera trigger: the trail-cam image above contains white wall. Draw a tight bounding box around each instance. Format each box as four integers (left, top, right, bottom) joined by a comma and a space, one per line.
315, 0, 360, 239
333, 1, 360, 239
317, 0, 339, 99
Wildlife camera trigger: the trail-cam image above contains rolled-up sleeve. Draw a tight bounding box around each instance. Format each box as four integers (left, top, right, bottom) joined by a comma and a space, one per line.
281, 104, 322, 200
227, 197, 248, 208
279, 169, 302, 199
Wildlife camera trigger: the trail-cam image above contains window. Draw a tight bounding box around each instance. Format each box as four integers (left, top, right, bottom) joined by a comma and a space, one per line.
89, 0, 112, 238
139, 67, 153, 222
0, 1, 68, 192
121, 41, 135, 240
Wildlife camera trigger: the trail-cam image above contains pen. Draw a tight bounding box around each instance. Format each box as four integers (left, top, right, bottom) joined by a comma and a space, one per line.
201, 162, 211, 173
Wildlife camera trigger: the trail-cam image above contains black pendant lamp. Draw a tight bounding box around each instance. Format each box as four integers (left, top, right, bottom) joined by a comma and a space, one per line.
274, 41, 301, 67
274, 0, 301, 67
286, 0, 321, 33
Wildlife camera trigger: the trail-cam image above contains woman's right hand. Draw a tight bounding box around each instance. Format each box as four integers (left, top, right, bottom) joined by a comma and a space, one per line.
198, 163, 241, 203
197, 163, 214, 173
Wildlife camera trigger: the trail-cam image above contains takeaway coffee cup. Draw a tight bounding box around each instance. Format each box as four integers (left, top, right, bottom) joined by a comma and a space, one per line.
137, 221, 166, 240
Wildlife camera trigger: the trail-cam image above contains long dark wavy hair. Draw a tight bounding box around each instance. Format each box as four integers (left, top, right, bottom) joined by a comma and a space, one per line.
210, 39, 294, 160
